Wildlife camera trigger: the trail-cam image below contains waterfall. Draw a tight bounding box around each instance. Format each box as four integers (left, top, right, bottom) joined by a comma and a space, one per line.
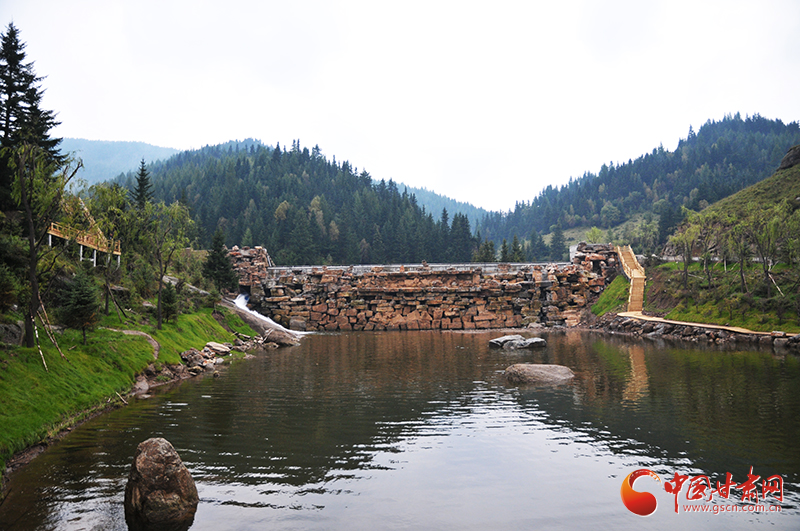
233, 293, 307, 335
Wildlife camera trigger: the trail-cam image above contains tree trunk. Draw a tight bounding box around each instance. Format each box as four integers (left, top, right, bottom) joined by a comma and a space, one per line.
739, 261, 747, 293
19, 158, 39, 349
157, 257, 164, 330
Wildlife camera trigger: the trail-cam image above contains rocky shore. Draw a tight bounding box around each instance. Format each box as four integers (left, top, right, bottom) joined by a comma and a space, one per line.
586, 312, 800, 351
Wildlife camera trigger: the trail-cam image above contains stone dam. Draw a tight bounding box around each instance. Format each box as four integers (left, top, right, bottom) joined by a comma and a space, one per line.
229, 243, 619, 332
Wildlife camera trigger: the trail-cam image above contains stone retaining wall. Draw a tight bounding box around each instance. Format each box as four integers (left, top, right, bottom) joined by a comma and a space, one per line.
241, 243, 618, 332
589, 313, 800, 351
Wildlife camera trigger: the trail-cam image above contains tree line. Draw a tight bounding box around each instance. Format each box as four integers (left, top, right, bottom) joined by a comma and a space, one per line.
479, 114, 800, 255
118, 140, 482, 265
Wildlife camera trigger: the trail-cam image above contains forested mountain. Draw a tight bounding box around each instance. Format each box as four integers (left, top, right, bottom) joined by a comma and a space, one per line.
479, 114, 800, 253
111, 115, 800, 266
401, 185, 489, 230
61, 138, 179, 184
116, 140, 477, 265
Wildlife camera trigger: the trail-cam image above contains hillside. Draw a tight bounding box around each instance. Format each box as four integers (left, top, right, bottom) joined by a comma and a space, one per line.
61, 139, 180, 184
644, 151, 800, 332
478, 114, 800, 253
99, 115, 800, 266
114, 141, 478, 265
702, 153, 800, 221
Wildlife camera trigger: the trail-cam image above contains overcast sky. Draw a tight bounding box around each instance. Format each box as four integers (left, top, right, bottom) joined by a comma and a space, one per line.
2, 0, 799, 211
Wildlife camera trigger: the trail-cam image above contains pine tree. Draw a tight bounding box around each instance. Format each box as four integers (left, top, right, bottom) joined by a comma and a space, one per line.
510, 234, 525, 262
241, 227, 254, 247
131, 159, 154, 209
0, 22, 63, 211
528, 230, 548, 262
162, 281, 178, 323
61, 269, 99, 345
203, 227, 238, 293
500, 238, 510, 262
472, 239, 496, 262
549, 224, 567, 261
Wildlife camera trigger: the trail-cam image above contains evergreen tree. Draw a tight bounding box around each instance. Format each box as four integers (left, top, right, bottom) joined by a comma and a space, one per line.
499, 238, 510, 262
528, 230, 548, 262
510, 234, 525, 262
131, 159, 154, 209
61, 269, 99, 345
0, 22, 63, 211
472, 239, 496, 262
203, 226, 238, 293
241, 227, 254, 247
449, 213, 473, 262
162, 281, 178, 323
549, 224, 567, 261
371, 224, 386, 263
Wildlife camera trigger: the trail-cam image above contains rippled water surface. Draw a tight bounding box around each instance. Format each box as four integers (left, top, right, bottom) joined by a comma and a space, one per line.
1, 331, 799, 530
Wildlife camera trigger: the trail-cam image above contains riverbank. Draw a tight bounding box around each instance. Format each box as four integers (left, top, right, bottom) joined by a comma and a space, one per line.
0, 307, 257, 497
585, 311, 800, 350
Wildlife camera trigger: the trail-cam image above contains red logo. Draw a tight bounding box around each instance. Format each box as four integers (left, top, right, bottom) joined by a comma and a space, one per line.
621, 469, 662, 516
620, 467, 784, 516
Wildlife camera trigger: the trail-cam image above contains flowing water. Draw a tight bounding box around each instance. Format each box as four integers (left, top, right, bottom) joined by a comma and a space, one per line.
1, 331, 798, 530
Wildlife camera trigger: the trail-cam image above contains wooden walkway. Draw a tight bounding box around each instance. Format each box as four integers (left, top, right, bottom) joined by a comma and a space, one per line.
616, 245, 645, 312
617, 311, 796, 337
615, 247, 796, 337
48, 222, 121, 256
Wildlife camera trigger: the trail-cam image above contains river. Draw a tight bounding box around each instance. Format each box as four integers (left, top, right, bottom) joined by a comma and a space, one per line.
1, 330, 798, 530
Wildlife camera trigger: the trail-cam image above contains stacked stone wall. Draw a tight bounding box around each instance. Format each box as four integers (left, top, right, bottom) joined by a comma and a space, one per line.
243, 244, 617, 332
228, 246, 272, 293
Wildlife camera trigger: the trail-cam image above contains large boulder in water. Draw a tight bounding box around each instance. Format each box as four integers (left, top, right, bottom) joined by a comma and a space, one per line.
489, 334, 547, 349
124, 437, 198, 530
504, 363, 575, 384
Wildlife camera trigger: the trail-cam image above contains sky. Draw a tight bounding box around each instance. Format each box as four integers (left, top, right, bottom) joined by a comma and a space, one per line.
1, 0, 799, 212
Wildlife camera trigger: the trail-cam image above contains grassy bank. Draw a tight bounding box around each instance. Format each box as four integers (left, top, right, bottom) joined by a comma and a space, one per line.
645, 262, 800, 333
591, 275, 630, 316
591, 261, 800, 334
0, 307, 254, 475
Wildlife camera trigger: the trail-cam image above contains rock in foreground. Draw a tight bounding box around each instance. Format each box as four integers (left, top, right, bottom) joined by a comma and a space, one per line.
124, 437, 198, 530
504, 363, 575, 384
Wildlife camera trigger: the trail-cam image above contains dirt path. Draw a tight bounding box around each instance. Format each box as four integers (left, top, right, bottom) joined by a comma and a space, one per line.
617, 311, 797, 337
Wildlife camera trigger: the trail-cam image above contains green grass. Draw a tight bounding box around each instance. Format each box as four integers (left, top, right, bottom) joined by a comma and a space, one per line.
591, 275, 630, 316
665, 300, 800, 333
644, 261, 800, 333
0, 328, 153, 470
703, 164, 800, 219
0, 307, 255, 474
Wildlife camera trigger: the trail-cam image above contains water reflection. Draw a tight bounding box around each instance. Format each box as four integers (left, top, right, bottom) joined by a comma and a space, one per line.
0, 331, 798, 530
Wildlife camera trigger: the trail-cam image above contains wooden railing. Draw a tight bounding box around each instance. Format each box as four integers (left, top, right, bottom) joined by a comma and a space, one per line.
48, 222, 121, 255
615, 245, 645, 312
615, 245, 644, 280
